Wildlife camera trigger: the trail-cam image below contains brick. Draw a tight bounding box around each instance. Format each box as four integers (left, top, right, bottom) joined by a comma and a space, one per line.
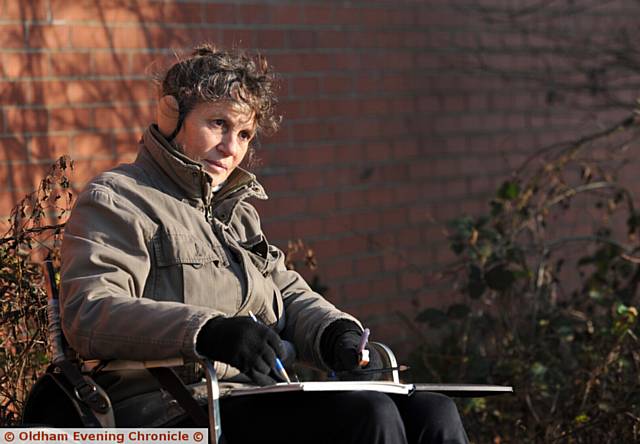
366, 188, 394, 207
114, 150, 137, 164
0, 190, 18, 220
323, 213, 353, 236
49, 52, 92, 77
49, 107, 93, 131
219, 29, 254, 48
0, 25, 27, 49
377, 31, 403, 48
276, 100, 304, 120
341, 280, 372, 301
0, 138, 28, 162
370, 282, 404, 309
163, 28, 202, 50
30, 135, 71, 161
128, 52, 159, 76
261, 219, 294, 244
0, 81, 37, 105
94, 104, 153, 130
315, 30, 348, 49
292, 122, 323, 143
392, 140, 419, 159
291, 170, 324, 190
292, 218, 323, 238
5, 162, 51, 192
321, 74, 353, 95
68, 158, 118, 187
259, 174, 292, 194
354, 256, 381, 275
70, 26, 125, 49
272, 194, 307, 215
270, 4, 303, 24
235, 4, 271, 25
349, 209, 380, 233
359, 98, 388, 116
27, 25, 70, 48
51, 0, 106, 21
303, 145, 336, 166
3, 108, 48, 133
302, 4, 335, 25
162, 2, 204, 24
337, 189, 366, 210
71, 133, 114, 158
323, 259, 354, 281
290, 76, 320, 97
255, 29, 286, 50
40, 79, 153, 106
204, 4, 237, 24
1, 0, 48, 20
286, 30, 315, 50
307, 192, 336, 213
332, 5, 362, 25
381, 208, 407, 227
114, 132, 141, 155
0, 53, 48, 78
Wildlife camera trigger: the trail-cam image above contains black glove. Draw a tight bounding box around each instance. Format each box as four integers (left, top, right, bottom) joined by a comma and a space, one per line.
196, 316, 286, 386
320, 320, 384, 381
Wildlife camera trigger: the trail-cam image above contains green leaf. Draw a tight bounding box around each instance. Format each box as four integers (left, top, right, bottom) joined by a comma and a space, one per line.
574, 413, 589, 424
467, 265, 486, 299
485, 264, 515, 291
530, 362, 547, 379
490, 200, 503, 217
497, 181, 520, 200
447, 304, 471, 319
415, 308, 448, 327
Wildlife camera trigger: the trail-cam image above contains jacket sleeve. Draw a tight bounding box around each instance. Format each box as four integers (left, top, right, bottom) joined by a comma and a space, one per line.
60, 183, 219, 361
235, 202, 362, 369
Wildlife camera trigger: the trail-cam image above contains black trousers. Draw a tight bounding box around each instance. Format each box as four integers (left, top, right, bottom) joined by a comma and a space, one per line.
217, 390, 469, 444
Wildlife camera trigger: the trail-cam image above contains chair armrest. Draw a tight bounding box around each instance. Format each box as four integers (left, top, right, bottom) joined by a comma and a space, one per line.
369, 342, 400, 383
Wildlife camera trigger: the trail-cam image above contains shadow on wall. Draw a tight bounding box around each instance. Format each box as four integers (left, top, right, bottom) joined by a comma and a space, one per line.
1, 0, 223, 224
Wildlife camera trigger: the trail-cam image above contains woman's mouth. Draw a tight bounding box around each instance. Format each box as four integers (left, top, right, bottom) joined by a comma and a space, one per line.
203, 159, 227, 172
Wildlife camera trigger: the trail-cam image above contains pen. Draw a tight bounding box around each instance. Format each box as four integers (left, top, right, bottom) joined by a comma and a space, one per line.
357, 328, 370, 367
338, 365, 410, 376
248, 311, 292, 384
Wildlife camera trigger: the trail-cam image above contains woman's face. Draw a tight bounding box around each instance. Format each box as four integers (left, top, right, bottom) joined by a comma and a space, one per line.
175, 100, 256, 187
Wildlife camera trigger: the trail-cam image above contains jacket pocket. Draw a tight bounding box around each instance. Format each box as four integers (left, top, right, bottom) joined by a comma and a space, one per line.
154, 233, 227, 268
150, 233, 241, 311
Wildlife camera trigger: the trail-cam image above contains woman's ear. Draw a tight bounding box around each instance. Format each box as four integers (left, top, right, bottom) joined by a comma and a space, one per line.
156, 95, 180, 137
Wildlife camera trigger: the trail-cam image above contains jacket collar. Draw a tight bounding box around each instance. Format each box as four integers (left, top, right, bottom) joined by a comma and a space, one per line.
140, 125, 267, 210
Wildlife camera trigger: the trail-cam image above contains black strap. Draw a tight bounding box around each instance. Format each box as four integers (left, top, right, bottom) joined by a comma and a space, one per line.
148, 367, 209, 427
56, 359, 111, 415
43, 364, 103, 427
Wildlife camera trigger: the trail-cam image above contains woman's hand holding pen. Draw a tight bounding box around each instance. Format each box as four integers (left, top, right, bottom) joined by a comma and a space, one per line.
321, 320, 384, 381
196, 316, 286, 386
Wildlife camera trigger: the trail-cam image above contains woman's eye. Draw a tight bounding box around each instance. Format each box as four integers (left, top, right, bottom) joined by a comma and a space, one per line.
239, 131, 253, 141
210, 119, 225, 128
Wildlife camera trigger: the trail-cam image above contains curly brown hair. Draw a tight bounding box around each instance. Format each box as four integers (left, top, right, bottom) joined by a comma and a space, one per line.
158, 43, 280, 141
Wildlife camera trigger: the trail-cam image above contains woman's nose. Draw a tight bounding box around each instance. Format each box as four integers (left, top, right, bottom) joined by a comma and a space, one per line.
218, 133, 240, 156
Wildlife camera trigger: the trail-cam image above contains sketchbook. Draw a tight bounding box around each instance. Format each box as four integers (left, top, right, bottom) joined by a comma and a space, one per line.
414, 383, 513, 397
220, 381, 513, 398
222, 381, 415, 397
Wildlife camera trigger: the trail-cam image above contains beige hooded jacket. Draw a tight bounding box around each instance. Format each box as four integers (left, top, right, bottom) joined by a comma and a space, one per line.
60, 124, 360, 379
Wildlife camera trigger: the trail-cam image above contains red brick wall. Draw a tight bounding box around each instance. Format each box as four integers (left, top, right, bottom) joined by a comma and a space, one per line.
2, 0, 639, 357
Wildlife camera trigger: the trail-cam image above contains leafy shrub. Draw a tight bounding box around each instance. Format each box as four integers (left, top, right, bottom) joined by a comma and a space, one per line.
409, 114, 640, 443
0, 156, 74, 425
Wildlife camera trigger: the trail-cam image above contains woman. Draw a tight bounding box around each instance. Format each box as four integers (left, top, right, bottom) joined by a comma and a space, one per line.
60, 43, 469, 443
